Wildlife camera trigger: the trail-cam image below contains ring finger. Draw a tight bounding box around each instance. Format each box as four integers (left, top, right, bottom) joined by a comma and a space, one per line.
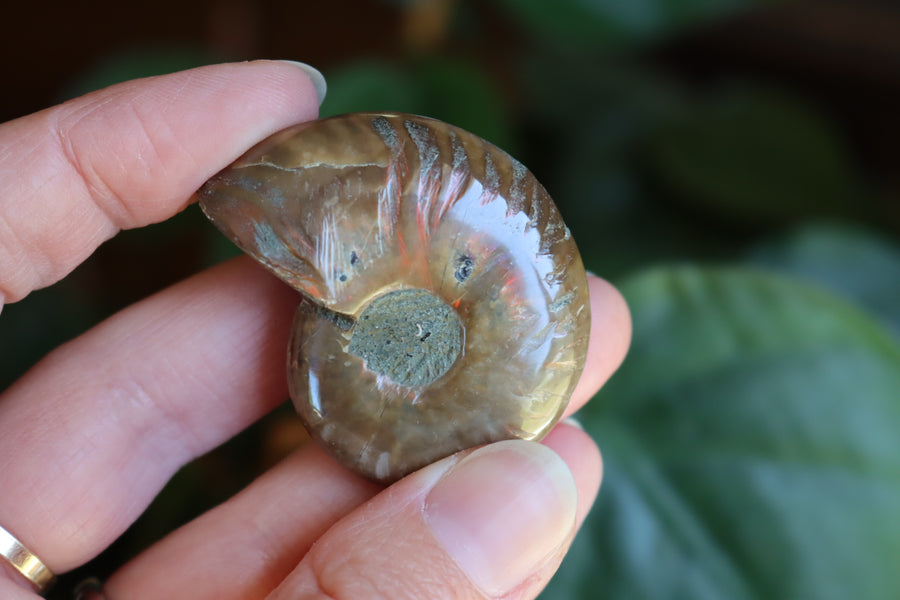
0, 257, 298, 575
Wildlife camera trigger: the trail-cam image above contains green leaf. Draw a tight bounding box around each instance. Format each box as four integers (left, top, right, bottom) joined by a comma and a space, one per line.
648, 87, 865, 224
321, 59, 513, 151
494, 0, 777, 49
319, 61, 426, 117
544, 266, 900, 599
748, 222, 900, 341
414, 58, 514, 152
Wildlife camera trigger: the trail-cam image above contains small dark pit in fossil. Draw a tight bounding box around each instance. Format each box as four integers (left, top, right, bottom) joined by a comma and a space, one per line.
455, 255, 474, 283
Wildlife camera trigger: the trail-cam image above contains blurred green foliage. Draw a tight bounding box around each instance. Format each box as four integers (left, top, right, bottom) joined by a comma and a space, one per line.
650, 86, 864, 223
497, 0, 778, 48
3, 0, 899, 598
546, 266, 900, 599
320, 58, 514, 152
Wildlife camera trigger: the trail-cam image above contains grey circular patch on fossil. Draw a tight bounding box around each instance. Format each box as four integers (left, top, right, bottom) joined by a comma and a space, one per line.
349, 289, 462, 387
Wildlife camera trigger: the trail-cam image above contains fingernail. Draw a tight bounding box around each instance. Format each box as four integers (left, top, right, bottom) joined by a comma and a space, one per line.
424, 441, 577, 597
277, 60, 327, 106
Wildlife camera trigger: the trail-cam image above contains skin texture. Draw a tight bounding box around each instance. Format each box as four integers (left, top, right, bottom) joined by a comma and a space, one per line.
0, 61, 631, 599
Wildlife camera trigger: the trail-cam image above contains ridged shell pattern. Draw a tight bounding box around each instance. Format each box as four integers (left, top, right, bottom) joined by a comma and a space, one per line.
199, 113, 590, 483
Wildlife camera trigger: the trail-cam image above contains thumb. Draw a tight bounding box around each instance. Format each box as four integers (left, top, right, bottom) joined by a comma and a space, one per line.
269, 424, 601, 599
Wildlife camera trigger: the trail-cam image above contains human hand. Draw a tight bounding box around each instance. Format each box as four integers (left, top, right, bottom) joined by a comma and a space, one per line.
0, 61, 631, 599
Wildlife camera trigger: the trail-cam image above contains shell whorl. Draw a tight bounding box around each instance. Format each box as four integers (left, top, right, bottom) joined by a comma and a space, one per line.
198, 112, 590, 483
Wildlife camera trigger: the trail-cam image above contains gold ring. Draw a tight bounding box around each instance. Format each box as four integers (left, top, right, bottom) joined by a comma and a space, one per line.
0, 523, 56, 594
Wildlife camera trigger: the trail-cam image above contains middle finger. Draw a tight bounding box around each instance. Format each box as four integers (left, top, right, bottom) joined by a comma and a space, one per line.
0, 257, 297, 574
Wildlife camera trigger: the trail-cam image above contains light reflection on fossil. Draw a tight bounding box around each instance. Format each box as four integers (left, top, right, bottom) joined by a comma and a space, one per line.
198, 112, 590, 483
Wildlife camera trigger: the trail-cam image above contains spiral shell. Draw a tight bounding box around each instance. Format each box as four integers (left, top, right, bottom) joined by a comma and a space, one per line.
198, 113, 590, 483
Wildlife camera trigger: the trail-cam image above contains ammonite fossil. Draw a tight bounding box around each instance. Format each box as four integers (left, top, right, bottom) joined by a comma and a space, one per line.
198, 113, 590, 483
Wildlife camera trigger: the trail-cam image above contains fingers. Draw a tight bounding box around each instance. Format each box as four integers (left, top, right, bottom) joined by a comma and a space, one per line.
103, 422, 599, 600
566, 275, 631, 416
0, 261, 623, 586
0, 578, 35, 600
103, 444, 380, 600
84, 277, 620, 599
272, 424, 600, 600
0, 258, 298, 573
0, 60, 321, 306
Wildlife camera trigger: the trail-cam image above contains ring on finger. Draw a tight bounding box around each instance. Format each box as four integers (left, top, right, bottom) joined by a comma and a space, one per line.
0, 523, 56, 594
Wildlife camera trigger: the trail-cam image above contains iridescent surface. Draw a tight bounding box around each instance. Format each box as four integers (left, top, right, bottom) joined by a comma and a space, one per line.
198, 113, 590, 483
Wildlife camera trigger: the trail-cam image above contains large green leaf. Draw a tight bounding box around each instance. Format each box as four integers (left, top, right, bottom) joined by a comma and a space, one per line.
748, 222, 900, 341
544, 266, 900, 599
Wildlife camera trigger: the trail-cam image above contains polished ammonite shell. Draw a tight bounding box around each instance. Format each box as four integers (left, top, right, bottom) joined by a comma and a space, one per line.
198, 112, 590, 483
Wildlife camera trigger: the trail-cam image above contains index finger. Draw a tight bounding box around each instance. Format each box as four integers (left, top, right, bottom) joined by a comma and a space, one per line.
0, 60, 322, 306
